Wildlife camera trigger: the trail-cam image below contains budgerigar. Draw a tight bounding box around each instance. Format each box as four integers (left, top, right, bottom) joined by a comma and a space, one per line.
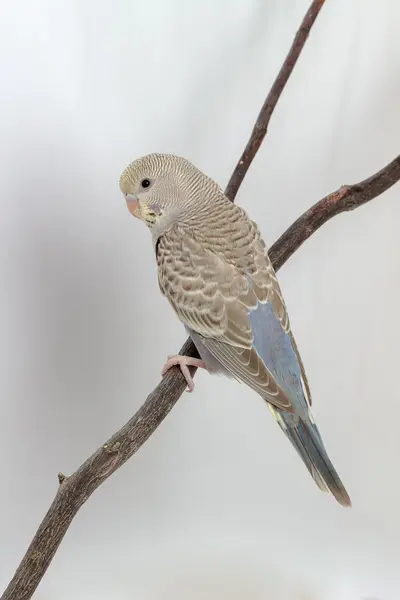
120, 153, 351, 507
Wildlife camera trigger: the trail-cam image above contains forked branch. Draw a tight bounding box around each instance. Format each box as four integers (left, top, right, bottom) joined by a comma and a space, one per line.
2, 2, 399, 599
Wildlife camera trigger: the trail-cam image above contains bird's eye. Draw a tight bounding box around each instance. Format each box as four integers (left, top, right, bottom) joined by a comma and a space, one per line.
141, 179, 151, 189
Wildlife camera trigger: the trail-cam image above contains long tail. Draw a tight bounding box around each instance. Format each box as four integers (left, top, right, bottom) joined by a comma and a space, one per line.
269, 406, 351, 507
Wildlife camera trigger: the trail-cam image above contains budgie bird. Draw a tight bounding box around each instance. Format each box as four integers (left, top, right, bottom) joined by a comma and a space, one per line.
120, 153, 351, 507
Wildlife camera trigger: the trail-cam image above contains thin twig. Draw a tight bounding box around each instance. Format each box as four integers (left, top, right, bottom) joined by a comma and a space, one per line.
3, 2, 399, 599
225, 0, 326, 202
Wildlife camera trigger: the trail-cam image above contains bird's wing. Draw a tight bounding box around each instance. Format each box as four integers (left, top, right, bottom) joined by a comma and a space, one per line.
157, 224, 309, 414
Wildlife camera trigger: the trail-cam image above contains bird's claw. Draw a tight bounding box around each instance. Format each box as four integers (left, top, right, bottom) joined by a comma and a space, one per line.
161, 354, 207, 392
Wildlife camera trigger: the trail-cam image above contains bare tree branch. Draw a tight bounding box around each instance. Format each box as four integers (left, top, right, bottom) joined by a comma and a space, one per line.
2, 2, 399, 599
269, 153, 400, 271
225, 0, 326, 201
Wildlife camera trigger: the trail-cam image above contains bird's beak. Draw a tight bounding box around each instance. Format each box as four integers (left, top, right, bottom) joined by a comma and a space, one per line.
125, 194, 140, 217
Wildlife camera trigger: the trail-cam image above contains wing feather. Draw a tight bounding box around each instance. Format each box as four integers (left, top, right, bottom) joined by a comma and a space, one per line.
156, 222, 307, 412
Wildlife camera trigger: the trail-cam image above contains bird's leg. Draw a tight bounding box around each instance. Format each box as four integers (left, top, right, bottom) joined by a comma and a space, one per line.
161, 354, 207, 393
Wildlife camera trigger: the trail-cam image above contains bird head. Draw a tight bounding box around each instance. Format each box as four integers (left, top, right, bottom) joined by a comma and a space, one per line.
119, 153, 222, 239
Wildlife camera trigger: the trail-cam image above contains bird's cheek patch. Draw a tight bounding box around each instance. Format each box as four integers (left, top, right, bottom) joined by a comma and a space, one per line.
148, 202, 162, 215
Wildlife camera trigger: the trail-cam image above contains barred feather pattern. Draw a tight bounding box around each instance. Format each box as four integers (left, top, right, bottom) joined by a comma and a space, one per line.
120, 153, 350, 506
156, 196, 303, 412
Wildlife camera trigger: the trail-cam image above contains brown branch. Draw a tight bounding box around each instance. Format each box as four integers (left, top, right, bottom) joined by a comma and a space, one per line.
225, 0, 326, 202
2, 2, 399, 600
269, 153, 400, 271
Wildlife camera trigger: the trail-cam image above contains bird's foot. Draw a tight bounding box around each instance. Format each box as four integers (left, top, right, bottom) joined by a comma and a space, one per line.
161, 354, 207, 393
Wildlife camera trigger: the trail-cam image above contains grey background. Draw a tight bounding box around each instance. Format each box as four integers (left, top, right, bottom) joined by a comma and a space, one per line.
1, 1, 400, 598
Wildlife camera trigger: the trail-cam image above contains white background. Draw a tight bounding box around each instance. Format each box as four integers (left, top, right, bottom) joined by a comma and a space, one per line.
1, 1, 400, 599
